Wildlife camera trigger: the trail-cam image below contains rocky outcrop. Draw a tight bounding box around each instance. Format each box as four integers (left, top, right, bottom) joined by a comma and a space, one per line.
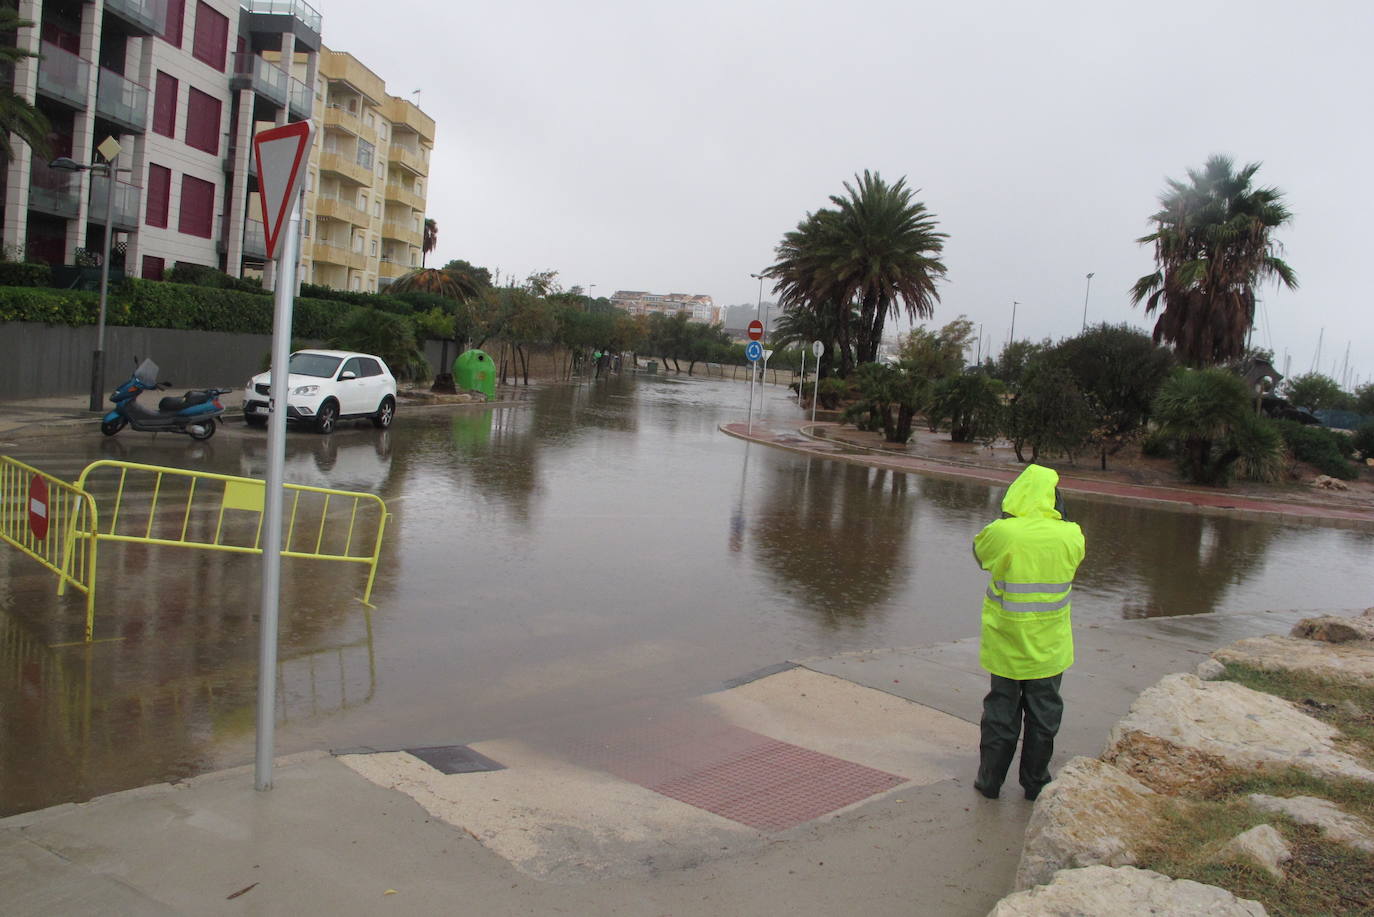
988, 865, 1268, 916
1291, 609, 1374, 644
1247, 794, 1374, 854
1212, 634, 1374, 687
1104, 673, 1374, 786
1014, 757, 1159, 890
1212, 824, 1291, 880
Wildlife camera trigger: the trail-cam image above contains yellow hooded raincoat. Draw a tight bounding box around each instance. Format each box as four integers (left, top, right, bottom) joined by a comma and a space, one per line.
973, 465, 1086, 680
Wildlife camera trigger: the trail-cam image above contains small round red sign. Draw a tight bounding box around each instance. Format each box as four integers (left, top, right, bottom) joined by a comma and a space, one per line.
747, 320, 764, 341
28, 474, 49, 541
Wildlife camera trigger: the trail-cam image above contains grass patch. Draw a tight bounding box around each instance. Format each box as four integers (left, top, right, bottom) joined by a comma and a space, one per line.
1218, 662, 1374, 761
1136, 798, 1374, 915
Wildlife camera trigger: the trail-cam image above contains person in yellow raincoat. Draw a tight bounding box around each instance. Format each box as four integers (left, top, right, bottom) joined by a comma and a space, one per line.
972, 464, 1085, 800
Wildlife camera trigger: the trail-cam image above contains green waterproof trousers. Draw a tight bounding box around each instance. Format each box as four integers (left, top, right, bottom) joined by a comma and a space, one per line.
975, 673, 1063, 800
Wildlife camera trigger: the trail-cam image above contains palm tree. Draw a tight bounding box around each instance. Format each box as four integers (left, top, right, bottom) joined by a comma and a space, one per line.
421, 218, 437, 266
0, 9, 51, 164
1131, 156, 1297, 367
765, 171, 947, 375
389, 266, 472, 298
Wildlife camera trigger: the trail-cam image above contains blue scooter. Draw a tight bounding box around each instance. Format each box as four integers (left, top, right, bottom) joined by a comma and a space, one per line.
101, 357, 230, 441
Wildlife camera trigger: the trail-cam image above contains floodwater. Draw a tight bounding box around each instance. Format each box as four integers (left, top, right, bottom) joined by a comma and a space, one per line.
2, 374, 1372, 815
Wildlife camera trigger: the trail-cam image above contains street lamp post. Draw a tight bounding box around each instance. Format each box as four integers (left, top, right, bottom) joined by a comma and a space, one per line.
750, 271, 765, 383
1081, 272, 1095, 332
1008, 300, 1019, 351
51, 136, 122, 411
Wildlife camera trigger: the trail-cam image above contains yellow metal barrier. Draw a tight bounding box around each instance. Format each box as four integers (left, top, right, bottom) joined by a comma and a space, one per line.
0, 456, 98, 639
71, 460, 390, 610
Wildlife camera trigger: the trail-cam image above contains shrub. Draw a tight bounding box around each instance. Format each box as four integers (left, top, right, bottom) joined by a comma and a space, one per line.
164, 262, 267, 293
1006, 363, 1094, 463
0, 262, 51, 287
816, 377, 847, 410
1353, 422, 1374, 460
1152, 368, 1253, 485
929, 372, 1003, 444
1274, 419, 1358, 480
1233, 414, 1285, 483
326, 307, 429, 382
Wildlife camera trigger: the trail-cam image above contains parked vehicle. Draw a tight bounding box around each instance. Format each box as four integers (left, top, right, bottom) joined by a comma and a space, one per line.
244, 350, 397, 434
101, 358, 229, 441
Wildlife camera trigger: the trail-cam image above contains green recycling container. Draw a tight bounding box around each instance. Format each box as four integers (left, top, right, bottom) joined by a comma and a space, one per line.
453, 349, 495, 398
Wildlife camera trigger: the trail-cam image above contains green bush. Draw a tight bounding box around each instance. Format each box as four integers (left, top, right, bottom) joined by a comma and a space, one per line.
1233, 414, 1285, 483
1152, 368, 1253, 486
1274, 419, 1358, 480
164, 262, 266, 293
326, 307, 429, 382
1354, 422, 1374, 460
0, 262, 51, 287
817, 377, 848, 409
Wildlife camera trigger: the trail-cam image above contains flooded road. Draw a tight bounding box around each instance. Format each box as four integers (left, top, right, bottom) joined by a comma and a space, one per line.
3, 374, 1372, 814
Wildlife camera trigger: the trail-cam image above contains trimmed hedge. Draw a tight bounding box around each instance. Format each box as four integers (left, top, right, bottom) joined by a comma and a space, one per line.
0, 262, 51, 287
0, 280, 352, 339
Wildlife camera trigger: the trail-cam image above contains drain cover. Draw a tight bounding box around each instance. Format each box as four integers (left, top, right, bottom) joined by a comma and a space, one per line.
404, 745, 505, 775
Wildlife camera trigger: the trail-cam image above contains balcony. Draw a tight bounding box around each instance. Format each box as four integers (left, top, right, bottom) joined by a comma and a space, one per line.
288, 76, 312, 120
311, 239, 366, 271
222, 143, 257, 176
384, 95, 435, 144
378, 257, 407, 279
87, 176, 142, 231
103, 0, 166, 35
318, 149, 372, 185
387, 143, 427, 176
28, 162, 80, 219
322, 103, 376, 141
384, 182, 424, 211
230, 52, 287, 108
96, 69, 149, 133
320, 51, 385, 104
381, 219, 419, 244
242, 220, 267, 258
313, 194, 367, 226
37, 42, 92, 109
241, 0, 321, 50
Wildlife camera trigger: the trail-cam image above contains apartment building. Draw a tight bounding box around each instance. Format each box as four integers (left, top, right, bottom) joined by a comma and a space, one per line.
610, 291, 721, 325
299, 47, 434, 293
2, 1, 433, 293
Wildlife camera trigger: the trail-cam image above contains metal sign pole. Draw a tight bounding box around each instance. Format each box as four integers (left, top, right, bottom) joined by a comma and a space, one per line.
811, 341, 823, 427
747, 358, 755, 434
255, 190, 302, 791
798, 348, 805, 405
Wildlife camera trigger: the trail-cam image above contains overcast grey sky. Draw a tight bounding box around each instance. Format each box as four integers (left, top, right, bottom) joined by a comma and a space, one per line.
320, 0, 1373, 384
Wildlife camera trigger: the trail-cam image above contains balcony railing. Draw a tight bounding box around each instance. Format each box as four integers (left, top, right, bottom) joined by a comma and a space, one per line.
311, 239, 366, 271
318, 150, 372, 185
96, 69, 149, 133
387, 143, 427, 176
103, 0, 167, 35
381, 219, 419, 242
87, 176, 143, 231
37, 42, 92, 109
384, 182, 423, 211
243, 220, 267, 258
313, 194, 367, 225
28, 161, 80, 219
288, 76, 312, 119
241, 0, 322, 35
230, 52, 287, 107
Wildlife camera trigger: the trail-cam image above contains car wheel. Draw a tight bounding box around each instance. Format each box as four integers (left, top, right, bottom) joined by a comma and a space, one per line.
314, 400, 339, 434
101, 417, 126, 436
244, 413, 267, 428
188, 417, 216, 441
371, 396, 395, 429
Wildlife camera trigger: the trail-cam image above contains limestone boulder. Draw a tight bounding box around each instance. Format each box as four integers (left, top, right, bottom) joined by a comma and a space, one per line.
1213, 824, 1291, 880
1212, 634, 1374, 687
988, 865, 1268, 916
1104, 674, 1374, 788
1015, 757, 1159, 891
1248, 794, 1374, 853
1291, 610, 1374, 645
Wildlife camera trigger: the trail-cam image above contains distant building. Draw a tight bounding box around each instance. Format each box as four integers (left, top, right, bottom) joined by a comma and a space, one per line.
610, 291, 721, 325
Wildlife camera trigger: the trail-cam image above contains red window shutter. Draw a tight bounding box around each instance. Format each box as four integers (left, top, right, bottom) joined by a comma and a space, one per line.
178, 175, 216, 238
153, 72, 177, 137
185, 88, 221, 154
141, 256, 166, 281
146, 164, 171, 228
192, 2, 229, 71
162, 0, 185, 47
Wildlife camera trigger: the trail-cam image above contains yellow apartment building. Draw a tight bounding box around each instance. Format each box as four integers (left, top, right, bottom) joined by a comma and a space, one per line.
299, 46, 434, 292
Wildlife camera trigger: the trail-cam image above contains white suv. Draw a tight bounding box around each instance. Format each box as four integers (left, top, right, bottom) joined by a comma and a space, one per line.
244, 350, 397, 433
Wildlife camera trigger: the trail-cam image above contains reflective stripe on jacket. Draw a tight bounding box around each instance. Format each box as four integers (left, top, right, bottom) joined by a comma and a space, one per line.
973, 464, 1086, 680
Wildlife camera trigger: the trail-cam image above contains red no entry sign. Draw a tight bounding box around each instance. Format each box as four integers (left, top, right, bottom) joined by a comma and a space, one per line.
28, 474, 49, 541
747, 320, 764, 341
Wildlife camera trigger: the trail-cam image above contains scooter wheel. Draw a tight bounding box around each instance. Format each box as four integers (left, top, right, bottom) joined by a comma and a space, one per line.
101, 417, 126, 436
188, 417, 216, 441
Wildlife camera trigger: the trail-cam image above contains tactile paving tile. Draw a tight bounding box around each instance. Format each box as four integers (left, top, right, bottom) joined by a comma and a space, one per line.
560, 710, 906, 832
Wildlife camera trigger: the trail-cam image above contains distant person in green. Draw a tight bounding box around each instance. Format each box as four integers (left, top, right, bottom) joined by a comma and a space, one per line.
972, 464, 1085, 800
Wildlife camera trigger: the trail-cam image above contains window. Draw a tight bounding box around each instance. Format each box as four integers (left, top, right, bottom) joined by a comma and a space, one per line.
374, 201, 381, 218
191, 1, 229, 71
359, 193, 367, 211
177, 175, 215, 238
350, 275, 361, 291
352, 231, 363, 253
366, 113, 374, 129
356, 139, 374, 170
359, 358, 382, 377
153, 72, 177, 137
146, 164, 171, 228
142, 255, 166, 280
184, 87, 221, 154
162, 0, 185, 46
369, 239, 377, 256
303, 219, 310, 238
414, 180, 422, 196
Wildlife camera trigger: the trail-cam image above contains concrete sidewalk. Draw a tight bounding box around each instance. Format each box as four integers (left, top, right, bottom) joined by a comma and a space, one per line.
1, 609, 1318, 917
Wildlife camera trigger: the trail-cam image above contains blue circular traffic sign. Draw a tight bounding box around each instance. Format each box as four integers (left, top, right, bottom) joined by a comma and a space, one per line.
745, 341, 763, 362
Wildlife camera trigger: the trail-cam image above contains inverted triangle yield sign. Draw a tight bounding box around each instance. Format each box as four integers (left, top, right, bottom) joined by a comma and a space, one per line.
253, 121, 315, 260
